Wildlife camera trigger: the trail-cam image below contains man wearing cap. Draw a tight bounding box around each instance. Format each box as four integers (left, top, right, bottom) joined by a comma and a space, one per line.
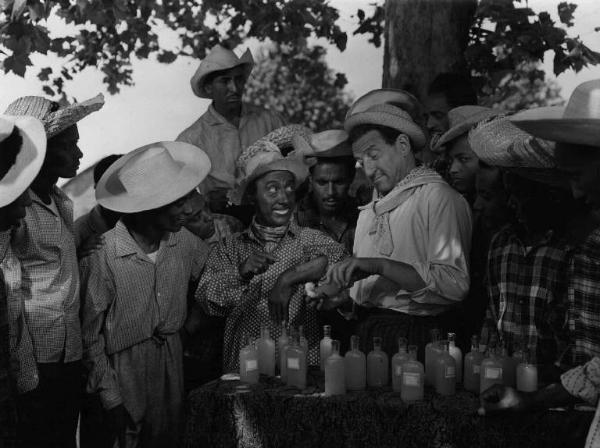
5, 94, 103, 448
0, 114, 46, 448
80, 142, 211, 447
323, 97, 472, 357
177, 44, 285, 212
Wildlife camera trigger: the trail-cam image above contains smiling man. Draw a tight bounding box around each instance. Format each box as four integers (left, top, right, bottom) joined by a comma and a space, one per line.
324, 98, 472, 358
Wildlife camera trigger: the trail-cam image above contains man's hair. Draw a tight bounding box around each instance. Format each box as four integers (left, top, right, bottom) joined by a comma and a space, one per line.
0, 127, 23, 179
428, 73, 477, 108
309, 156, 356, 179
93, 154, 122, 185
349, 124, 416, 153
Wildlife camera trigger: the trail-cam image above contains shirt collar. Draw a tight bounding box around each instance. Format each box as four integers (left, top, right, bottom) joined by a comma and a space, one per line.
205, 103, 250, 128
242, 216, 301, 243
114, 220, 178, 258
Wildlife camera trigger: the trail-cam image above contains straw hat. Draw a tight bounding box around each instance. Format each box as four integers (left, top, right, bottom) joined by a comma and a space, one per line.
434, 105, 499, 151
5, 94, 104, 138
248, 124, 312, 157
95, 142, 211, 213
345, 88, 423, 124
344, 103, 427, 149
191, 45, 254, 98
230, 126, 310, 205
0, 115, 46, 207
510, 79, 600, 147
468, 116, 556, 169
292, 129, 351, 161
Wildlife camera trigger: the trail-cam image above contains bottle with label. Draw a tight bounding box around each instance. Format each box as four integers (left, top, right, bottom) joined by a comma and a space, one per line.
401, 345, 424, 402
256, 324, 276, 376
281, 327, 296, 383
344, 335, 366, 391
320, 325, 333, 371
516, 348, 538, 392
298, 325, 309, 354
425, 329, 441, 386
286, 331, 307, 389
239, 336, 259, 384
324, 340, 346, 396
448, 332, 462, 384
480, 347, 504, 393
435, 340, 456, 396
277, 321, 289, 373
463, 335, 484, 393
499, 340, 517, 388
391, 337, 409, 392
367, 336, 389, 388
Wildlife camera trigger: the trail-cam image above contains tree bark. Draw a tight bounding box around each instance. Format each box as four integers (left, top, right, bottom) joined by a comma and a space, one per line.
383, 0, 477, 101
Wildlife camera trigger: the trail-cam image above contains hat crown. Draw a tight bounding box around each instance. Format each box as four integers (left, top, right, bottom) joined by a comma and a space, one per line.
447, 106, 494, 128
5, 96, 54, 121
565, 79, 600, 119
118, 146, 184, 193
239, 141, 283, 178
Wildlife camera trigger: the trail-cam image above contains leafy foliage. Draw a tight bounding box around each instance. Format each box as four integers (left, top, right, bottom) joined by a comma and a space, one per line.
244, 44, 351, 131
0, 0, 347, 94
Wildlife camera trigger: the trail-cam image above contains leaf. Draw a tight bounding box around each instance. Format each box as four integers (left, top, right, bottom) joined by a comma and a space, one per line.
10, 0, 26, 20
28, 1, 45, 20
38, 66, 52, 81
42, 85, 55, 96
157, 50, 177, 63
357, 9, 365, 21
557, 2, 577, 27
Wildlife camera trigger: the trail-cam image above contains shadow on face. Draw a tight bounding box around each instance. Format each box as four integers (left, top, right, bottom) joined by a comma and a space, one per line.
251, 170, 296, 227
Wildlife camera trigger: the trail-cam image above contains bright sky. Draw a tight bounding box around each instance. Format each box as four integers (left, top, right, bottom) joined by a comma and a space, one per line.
1, 0, 599, 173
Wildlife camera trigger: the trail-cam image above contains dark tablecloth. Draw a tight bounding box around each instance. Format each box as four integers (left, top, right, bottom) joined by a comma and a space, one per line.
184, 369, 593, 448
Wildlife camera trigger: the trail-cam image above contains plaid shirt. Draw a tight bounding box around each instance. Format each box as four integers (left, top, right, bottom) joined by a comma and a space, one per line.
484, 225, 570, 363
569, 227, 600, 365
10, 187, 82, 363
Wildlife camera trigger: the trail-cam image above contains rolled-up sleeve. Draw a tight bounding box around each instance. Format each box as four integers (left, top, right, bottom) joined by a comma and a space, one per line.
561, 357, 600, 405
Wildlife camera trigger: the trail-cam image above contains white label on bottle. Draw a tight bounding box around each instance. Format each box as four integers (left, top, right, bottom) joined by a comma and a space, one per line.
395, 365, 402, 376
403, 372, 420, 386
246, 360, 258, 371
287, 357, 300, 370
445, 366, 456, 378
473, 365, 481, 375
485, 367, 502, 379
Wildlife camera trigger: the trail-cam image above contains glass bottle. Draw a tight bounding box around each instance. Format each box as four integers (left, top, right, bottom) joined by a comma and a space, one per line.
401, 345, 424, 402
324, 340, 346, 396
435, 340, 456, 396
391, 337, 409, 392
516, 348, 538, 392
425, 329, 441, 386
239, 335, 259, 384
463, 335, 484, 393
281, 327, 295, 383
499, 340, 517, 388
277, 321, 289, 373
298, 325, 309, 354
256, 324, 276, 376
320, 325, 333, 371
367, 336, 389, 388
344, 335, 366, 391
448, 332, 462, 384
480, 347, 504, 393
286, 331, 307, 390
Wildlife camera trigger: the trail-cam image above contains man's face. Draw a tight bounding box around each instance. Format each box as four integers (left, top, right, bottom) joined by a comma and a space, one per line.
153, 190, 195, 233
184, 192, 215, 239
556, 143, 600, 211
44, 125, 82, 179
424, 93, 451, 151
353, 130, 408, 196
473, 167, 510, 232
204, 65, 246, 112
310, 161, 352, 216
254, 170, 296, 227
0, 191, 32, 231
447, 135, 479, 195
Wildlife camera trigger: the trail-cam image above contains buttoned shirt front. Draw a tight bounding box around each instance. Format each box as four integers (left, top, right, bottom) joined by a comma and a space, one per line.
11, 187, 82, 363
177, 104, 285, 193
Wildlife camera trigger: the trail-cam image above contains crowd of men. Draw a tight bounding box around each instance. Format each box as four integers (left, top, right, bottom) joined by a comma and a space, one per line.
1, 43, 600, 448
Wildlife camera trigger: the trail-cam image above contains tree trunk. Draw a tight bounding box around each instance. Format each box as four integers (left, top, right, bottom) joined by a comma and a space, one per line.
383, 0, 477, 101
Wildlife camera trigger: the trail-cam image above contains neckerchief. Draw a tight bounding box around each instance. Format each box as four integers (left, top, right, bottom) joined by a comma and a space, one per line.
250, 217, 289, 253
361, 166, 446, 256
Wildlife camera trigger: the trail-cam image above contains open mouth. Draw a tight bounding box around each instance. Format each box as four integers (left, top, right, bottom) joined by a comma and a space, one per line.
273, 208, 290, 216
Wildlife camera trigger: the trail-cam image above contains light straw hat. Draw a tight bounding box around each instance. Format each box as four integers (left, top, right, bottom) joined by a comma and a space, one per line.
5, 94, 104, 138
510, 79, 600, 147
292, 129, 351, 160
0, 115, 46, 207
95, 141, 211, 213
345, 88, 423, 124
434, 105, 499, 151
344, 103, 426, 149
190, 45, 254, 98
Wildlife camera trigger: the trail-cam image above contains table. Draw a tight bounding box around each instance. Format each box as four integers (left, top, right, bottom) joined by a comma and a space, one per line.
184, 369, 593, 448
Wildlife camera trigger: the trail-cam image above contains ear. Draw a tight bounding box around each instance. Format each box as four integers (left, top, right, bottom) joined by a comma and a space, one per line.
203, 81, 213, 97
394, 133, 411, 156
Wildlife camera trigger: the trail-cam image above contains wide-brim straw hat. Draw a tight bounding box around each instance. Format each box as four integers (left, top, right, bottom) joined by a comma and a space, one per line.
510, 79, 600, 147
292, 129, 352, 161
345, 88, 423, 124
5, 94, 104, 138
249, 124, 312, 156
469, 116, 556, 169
230, 126, 310, 205
191, 45, 254, 98
434, 105, 500, 151
96, 141, 211, 213
344, 103, 427, 149
0, 115, 46, 207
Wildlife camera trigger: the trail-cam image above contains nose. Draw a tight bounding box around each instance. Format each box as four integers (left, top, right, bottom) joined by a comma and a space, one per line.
226, 78, 237, 93
426, 115, 436, 132
327, 182, 334, 196
473, 195, 483, 212
362, 158, 376, 178
570, 180, 585, 199
449, 159, 460, 175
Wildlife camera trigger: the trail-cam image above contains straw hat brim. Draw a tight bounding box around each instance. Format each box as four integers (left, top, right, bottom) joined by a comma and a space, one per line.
510, 106, 600, 147
435, 110, 499, 150
344, 110, 426, 149
191, 50, 254, 98
0, 116, 46, 207
292, 131, 352, 160
96, 141, 211, 213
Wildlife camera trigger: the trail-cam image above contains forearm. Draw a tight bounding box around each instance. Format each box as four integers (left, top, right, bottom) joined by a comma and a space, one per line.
528, 382, 579, 411
279, 256, 328, 286
369, 258, 426, 292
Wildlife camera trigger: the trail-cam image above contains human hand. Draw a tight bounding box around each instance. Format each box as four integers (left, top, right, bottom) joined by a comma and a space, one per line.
269, 277, 293, 324
478, 385, 532, 416
239, 250, 277, 281
213, 218, 232, 240
78, 234, 104, 259
324, 257, 377, 289
107, 403, 133, 447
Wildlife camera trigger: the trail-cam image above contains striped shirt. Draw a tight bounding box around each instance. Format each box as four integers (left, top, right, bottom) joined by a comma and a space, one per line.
10, 187, 82, 363
80, 221, 209, 409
